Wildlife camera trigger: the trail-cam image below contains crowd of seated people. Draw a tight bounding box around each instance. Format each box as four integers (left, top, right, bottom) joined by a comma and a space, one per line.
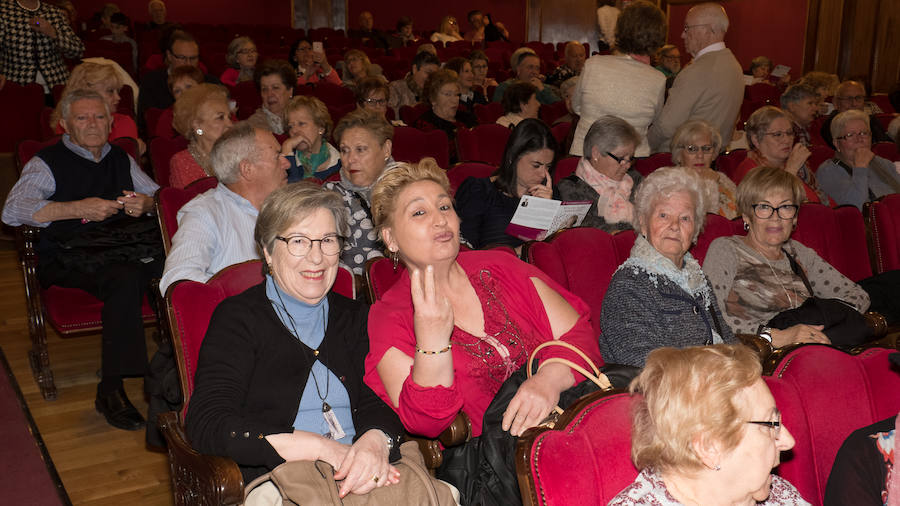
3, 1, 900, 505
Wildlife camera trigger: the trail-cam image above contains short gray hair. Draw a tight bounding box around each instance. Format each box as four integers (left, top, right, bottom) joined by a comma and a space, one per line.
830, 109, 870, 141
670, 120, 722, 165
59, 89, 110, 121
691, 2, 730, 35
780, 83, 817, 109
209, 122, 259, 184
225, 36, 255, 68
582, 115, 641, 160
632, 166, 710, 243
559, 77, 579, 98
254, 181, 350, 265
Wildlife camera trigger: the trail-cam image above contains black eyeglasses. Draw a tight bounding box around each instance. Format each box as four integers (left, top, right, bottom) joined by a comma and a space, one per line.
751, 203, 798, 220
679, 144, 715, 154
364, 98, 388, 106
747, 408, 782, 439
275, 234, 345, 257
606, 151, 634, 165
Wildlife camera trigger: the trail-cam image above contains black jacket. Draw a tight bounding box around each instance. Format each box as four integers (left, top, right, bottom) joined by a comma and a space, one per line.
185, 283, 403, 483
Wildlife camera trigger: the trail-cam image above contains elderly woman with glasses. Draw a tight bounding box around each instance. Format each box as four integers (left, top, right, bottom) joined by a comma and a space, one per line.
599, 167, 734, 368
609, 344, 806, 505
220, 36, 258, 87
703, 166, 869, 347
557, 115, 643, 232
671, 119, 738, 219
816, 109, 900, 210
732, 106, 833, 206
186, 182, 405, 497
413, 69, 477, 164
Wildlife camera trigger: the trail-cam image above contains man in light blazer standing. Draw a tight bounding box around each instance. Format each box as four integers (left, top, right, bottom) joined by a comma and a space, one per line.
648, 2, 744, 153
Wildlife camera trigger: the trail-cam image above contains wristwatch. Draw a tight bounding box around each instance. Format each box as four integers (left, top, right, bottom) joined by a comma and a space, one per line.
758, 326, 774, 344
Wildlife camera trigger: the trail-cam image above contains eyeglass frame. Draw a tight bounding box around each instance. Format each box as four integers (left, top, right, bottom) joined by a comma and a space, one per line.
751, 203, 799, 220
363, 97, 388, 106
237, 48, 258, 56
747, 408, 782, 439
761, 130, 795, 140
835, 130, 871, 141
678, 144, 715, 154
274, 234, 346, 257
169, 52, 200, 63
682, 23, 711, 33
606, 151, 635, 165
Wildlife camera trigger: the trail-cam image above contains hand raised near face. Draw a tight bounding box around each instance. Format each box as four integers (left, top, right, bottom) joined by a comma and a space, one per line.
410, 265, 454, 350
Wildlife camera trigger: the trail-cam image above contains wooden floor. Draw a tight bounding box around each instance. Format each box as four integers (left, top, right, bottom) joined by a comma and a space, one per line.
0, 246, 174, 505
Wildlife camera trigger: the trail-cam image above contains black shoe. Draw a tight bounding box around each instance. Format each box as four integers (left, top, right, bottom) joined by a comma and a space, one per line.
95, 387, 146, 431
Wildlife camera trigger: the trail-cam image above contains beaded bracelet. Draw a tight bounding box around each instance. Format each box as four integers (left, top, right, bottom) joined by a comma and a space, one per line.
415, 343, 452, 355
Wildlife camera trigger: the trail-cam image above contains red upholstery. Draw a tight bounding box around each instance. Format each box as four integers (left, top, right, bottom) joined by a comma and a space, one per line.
230, 81, 261, 120
16, 138, 59, 173
152, 107, 177, 139
149, 136, 189, 187
446, 162, 496, 195
739, 100, 767, 126
552, 156, 579, 184
715, 149, 748, 184
364, 256, 406, 303
312, 82, 355, 106
807, 145, 835, 173
526, 227, 636, 337
518, 391, 639, 506
765, 346, 900, 505
39, 107, 55, 140
399, 103, 429, 125
693, 213, 745, 265
875, 113, 896, 132
632, 152, 673, 177
865, 194, 900, 274
872, 141, 899, 162
870, 94, 895, 114
84, 39, 136, 75
327, 102, 356, 127
392, 126, 450, 169
745, 82, 780, 103
539, 101, 569, 125
0, 82, 44, 151
457, 123, 511, 166
42, 286, 156, 335
156, 177, 218, 254
550, 122, 570, 149
474, 102, 504, 124
790, 204, 872, 282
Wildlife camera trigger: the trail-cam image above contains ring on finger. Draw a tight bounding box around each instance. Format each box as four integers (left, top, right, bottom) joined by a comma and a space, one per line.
372, 474, 379, 484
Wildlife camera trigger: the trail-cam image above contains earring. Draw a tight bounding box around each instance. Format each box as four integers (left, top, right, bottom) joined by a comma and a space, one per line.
195, 128, 204, 136
714, 465, 721, 471
390, 249, 399, 271
743, 221, 749, 231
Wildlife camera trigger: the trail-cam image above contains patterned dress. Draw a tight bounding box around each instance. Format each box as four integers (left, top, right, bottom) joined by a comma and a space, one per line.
609, 469, 810, 505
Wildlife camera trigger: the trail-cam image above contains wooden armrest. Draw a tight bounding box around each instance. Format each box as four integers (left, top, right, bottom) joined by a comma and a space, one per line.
406, 411, 472, 470
864, 311, 888, 338
737, 333, 774, 362
157, 411, 244, 506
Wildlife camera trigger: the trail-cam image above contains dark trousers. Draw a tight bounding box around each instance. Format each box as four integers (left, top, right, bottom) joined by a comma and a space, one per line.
40, 259, 163, 380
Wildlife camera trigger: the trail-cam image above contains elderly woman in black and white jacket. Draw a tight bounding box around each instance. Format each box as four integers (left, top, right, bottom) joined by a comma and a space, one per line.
599, 166, 735, 367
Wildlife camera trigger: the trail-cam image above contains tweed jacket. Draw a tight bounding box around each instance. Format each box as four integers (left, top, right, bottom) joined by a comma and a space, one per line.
0, 0, 84, 87
556, 170, 642, 232
599, 238, 734, 367
648, 48, 744, 153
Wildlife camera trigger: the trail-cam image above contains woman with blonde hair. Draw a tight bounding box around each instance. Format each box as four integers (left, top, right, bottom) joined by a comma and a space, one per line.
670, 119, 737, 218
341, 50, 384, 92
52, 61, 138, 142
170, 83, 233, 188
430, 16, 463, 44
609, 344, 806, 505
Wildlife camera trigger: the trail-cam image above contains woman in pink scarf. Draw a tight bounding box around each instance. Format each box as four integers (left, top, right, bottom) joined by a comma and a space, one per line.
558, 115, 643, 232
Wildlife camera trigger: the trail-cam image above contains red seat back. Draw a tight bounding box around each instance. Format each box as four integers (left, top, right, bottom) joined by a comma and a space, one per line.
745, 82, 780, 103
474, 102, 504, 124
156, 177, 218, 254
519, 390, 639, 506
457, 123, 511, 166
765, 346, 900, 505
552, 156, 579, 184
399, 103, 429, 125
715, 149, 748, 183
0, 82, 44, 151
152, 107, 177, 139
694, 213, 745, 265
230, 80, 261, 120
15, 138, 59, 174
865, 193, 900, 274
392, 126, 450, 169
526, 227, 636, 337
364, 256, 406, 303
149, 136, 189, 187
807, 145, 835, 173
446, 162, 496, 196
632, 152, 672, 177
791, 203, 873, 282
872, 141, 899, 162
539, 101, 569, 125
312, 82, 355, 107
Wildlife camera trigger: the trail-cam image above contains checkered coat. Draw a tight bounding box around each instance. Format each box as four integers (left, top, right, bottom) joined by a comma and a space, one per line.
0, 0, 84, 87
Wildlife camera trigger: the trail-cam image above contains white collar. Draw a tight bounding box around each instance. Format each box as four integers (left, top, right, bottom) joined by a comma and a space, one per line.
694, 42, 726, 60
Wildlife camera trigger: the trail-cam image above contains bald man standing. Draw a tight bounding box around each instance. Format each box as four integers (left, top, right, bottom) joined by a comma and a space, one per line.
648, 2, 744, 153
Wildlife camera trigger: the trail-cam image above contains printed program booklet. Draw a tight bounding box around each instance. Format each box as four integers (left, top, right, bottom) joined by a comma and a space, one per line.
505, 195, 592, 241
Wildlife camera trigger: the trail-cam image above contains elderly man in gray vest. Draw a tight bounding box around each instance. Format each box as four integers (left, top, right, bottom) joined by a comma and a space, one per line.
2, 89, 161, 431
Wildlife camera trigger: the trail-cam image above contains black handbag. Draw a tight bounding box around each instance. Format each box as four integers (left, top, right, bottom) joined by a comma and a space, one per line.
435, 343, 638, 506
766, 249, 873, 346
54, 214, 164, 273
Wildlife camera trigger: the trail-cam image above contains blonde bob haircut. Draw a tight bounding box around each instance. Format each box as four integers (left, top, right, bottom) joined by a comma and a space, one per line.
670, 119, 722, 166
632, 166, 710, 244
333, 108, 394, 146
52, 62, 122, 127
254, 181, 350, 274
736, 166, 806, 219
371, 157, 450, 238
172, 83, 230, 140
630, 344, 761, 473
284, 96, 334, 141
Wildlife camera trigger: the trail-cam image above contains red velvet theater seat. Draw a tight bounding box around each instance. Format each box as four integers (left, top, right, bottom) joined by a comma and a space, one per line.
391, 126, 450, 169
790, 203, 872, 282
457, 123, 511, 166
865, 194, 900, 274
763, 345, 900, 505
155, 177, 218, 254
446, 162, 496, 195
